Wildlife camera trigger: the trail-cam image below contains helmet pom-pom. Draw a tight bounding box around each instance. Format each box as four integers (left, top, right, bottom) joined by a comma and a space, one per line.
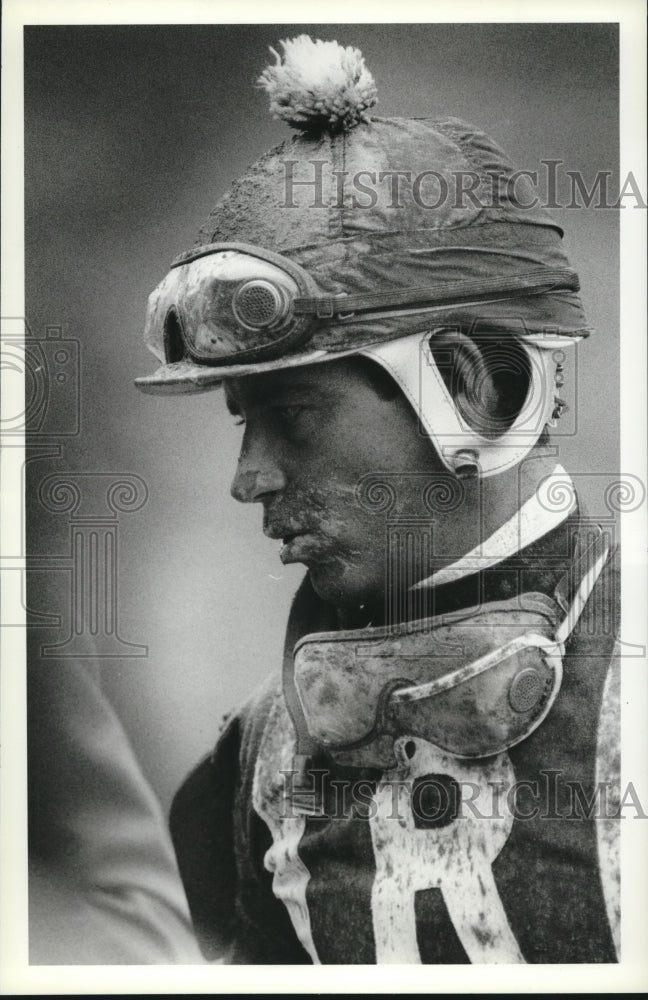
258, 35, 378, 135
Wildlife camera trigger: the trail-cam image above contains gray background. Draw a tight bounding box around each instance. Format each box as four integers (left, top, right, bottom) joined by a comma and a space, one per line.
25, 23, 619, 813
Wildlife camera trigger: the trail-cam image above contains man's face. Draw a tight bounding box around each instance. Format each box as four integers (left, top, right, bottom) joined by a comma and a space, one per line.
225, 358, 442, 609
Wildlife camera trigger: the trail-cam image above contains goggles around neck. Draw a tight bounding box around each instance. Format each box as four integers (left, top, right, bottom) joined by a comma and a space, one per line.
292, 595, 564, 770
285, 529, 610, 798
139, 241, 581, 380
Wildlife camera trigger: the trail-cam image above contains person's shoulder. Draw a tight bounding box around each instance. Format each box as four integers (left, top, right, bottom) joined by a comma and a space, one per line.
183, 671, 285, 788
236, 671, 285, 771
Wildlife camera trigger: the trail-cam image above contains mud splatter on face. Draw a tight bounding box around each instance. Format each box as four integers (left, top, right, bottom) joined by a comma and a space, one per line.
224, 358, 450, 610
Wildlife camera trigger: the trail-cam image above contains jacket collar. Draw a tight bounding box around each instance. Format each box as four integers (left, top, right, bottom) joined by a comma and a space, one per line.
412, 464, 576, 591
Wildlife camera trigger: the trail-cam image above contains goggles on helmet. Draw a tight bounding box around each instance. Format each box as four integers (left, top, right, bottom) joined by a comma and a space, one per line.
137, 241, 581, 392
142, 243, 321, 368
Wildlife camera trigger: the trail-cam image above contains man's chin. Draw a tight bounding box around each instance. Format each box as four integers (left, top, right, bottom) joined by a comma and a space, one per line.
307, 563, 381, 609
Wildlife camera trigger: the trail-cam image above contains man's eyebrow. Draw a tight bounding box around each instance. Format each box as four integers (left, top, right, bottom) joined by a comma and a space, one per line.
268, 381, 326, 400
230, 380, 328, 409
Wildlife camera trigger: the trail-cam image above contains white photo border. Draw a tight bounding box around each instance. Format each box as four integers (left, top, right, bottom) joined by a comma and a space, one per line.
1, 0, 646, 993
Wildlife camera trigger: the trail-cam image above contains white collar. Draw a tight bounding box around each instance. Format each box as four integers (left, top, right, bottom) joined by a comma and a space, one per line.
412, 464, 576, 591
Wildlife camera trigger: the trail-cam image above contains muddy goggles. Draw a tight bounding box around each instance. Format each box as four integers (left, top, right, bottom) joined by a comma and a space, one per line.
139, 241, 581, 381
291, 598, 565, 770
284, 530, 610, 796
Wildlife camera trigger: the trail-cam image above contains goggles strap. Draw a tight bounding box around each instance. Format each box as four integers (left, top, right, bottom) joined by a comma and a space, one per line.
554, 532, 611, 645
391, 632, 561, 704
293, 267, 580, 319
390, 531, 610, 707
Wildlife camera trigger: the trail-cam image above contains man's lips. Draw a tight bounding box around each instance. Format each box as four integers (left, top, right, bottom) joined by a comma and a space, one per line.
263, 524, 336, 565
264, 520, 335, 563
278, 532, 324, 563
263, 524, 309, 542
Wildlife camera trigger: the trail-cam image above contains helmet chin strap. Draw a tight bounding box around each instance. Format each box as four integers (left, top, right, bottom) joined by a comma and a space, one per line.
360, 331, 566, 478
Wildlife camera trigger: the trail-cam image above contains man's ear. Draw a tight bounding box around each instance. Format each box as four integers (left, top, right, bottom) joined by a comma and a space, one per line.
428, 330, 531, 440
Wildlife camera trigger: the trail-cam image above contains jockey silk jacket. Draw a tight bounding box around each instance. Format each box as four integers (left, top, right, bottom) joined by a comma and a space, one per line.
170, 508, 620, 964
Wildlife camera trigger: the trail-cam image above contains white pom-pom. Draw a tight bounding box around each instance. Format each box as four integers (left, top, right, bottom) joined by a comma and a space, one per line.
258, 35, 378, 134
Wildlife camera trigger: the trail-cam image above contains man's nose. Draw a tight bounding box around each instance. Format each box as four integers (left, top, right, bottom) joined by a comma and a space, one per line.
230, 436, 287, 503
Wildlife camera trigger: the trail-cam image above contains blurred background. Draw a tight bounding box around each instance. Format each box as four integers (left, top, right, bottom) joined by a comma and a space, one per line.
24, 22, 619, 815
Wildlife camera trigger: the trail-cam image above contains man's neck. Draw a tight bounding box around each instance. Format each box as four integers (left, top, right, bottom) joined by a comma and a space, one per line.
334, 449, 574, 630
425, 447, 560, 567
415, 460, 575, 590
333, 502, 582, 631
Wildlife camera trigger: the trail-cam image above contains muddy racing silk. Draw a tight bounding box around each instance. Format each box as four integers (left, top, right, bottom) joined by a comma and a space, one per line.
170, 511, 620, 963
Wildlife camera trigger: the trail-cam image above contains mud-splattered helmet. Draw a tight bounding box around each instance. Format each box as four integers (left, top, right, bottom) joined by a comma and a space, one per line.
136, 36, 586, 477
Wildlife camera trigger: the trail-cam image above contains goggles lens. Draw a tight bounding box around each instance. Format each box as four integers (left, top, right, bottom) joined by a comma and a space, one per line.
144, 244, 318, 366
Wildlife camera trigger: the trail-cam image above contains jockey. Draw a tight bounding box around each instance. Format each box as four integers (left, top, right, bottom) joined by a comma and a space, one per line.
136, 36, 619, 964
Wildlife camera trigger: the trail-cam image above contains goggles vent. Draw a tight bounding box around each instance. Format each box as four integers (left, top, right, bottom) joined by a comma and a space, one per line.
232, 279, 291, 331
508, 666, 545, 713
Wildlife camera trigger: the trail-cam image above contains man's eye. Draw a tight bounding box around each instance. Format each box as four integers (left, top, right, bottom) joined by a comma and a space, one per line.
233, 417, 245, 427
277, 405, 305, 422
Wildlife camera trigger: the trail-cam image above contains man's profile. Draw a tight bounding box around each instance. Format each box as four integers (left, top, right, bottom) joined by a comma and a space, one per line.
135, 36, 620, 964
